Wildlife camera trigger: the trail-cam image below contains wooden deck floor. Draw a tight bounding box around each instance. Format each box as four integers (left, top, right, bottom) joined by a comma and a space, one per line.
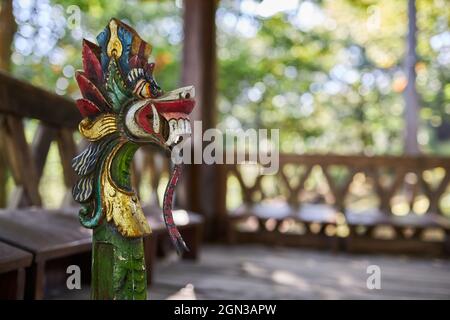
51, 244, 450, 300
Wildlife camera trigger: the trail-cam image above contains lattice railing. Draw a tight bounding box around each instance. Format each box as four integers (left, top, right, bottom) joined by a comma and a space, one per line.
223, 155, 450, 254
0, 72, 81, 209
225, 154, 450, 217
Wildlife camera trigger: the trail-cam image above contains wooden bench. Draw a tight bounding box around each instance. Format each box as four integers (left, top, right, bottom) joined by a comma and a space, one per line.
224, 154, 450, 255
228, 202, 339, 250
345, 209, 450, 255
0, 209, 91, 299
0, 207, 202, 298
0, 241, 33, 299
0, 207, 201, 299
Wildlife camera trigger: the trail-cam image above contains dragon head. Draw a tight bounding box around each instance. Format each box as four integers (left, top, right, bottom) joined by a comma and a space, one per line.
73, 19, 194, 254
76, 18, 195, 149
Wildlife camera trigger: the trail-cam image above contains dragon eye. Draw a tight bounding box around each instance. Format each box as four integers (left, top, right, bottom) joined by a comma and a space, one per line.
132, 80, 152, 98
143, 83, 153, 98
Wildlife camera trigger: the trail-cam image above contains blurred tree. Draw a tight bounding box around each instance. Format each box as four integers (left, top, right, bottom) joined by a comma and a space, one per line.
6, 0, 450, 156
216, 0, 450, 155
10, 0, 182, 98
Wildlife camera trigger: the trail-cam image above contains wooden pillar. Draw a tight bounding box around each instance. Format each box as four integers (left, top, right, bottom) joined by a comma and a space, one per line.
0, 0, 16, 71
181, 0, 223, 239
0, 0, 17, 207
403, 0, 420, 155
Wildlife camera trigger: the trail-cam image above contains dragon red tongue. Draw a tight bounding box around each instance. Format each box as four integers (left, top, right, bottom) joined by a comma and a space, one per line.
162, 163, 189, 255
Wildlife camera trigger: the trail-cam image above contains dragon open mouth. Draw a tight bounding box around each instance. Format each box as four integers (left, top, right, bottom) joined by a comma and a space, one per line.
125, 85, 195, 148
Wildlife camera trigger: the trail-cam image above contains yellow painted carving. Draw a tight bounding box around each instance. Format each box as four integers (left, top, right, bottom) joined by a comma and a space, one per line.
101, 142, 151, 238
107, 19, 123, 58
79, 114, 117, 141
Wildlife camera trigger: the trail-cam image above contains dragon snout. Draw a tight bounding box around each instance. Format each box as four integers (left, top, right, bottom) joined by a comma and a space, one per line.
125, 86, 195, 147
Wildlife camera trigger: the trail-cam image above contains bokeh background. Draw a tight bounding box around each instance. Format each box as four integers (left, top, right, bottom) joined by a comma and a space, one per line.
2, 0, 450, 209
1, 0, 450, 300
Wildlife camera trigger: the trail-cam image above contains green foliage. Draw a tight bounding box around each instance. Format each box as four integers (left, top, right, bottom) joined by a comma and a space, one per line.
10, 0, 450, 155
216, 0, 449, 155
11, 0, 182, 99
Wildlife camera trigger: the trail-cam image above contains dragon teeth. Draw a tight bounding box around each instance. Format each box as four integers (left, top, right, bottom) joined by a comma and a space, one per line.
178, 119, 185, 133
169, 119, 178, 132
165, 119, 178, 146
165, 119, 192, 146
186, 120, 192, 133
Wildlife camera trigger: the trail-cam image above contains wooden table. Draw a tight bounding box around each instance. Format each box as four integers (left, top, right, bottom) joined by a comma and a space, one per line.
0, 207, 203, 299
0, 209, 91, 299
0, 241, 33, 299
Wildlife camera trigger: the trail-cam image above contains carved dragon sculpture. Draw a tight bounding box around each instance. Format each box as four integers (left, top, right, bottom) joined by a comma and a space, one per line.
72, 18, 194, 299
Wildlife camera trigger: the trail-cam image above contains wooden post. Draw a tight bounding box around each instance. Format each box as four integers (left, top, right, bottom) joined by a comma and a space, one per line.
181, 0, 224, 239
403, 0, 420, 155
0, 0, 17, 207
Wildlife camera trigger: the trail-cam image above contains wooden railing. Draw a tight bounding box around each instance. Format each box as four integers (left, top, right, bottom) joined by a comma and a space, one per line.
0, 72, 170, 209
225, 154, 450, 215
0, 71, 81, 208
223, 154, 450, 254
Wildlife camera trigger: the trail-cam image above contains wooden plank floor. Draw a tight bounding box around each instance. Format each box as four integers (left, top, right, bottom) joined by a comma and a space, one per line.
50, 244, 450, 300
